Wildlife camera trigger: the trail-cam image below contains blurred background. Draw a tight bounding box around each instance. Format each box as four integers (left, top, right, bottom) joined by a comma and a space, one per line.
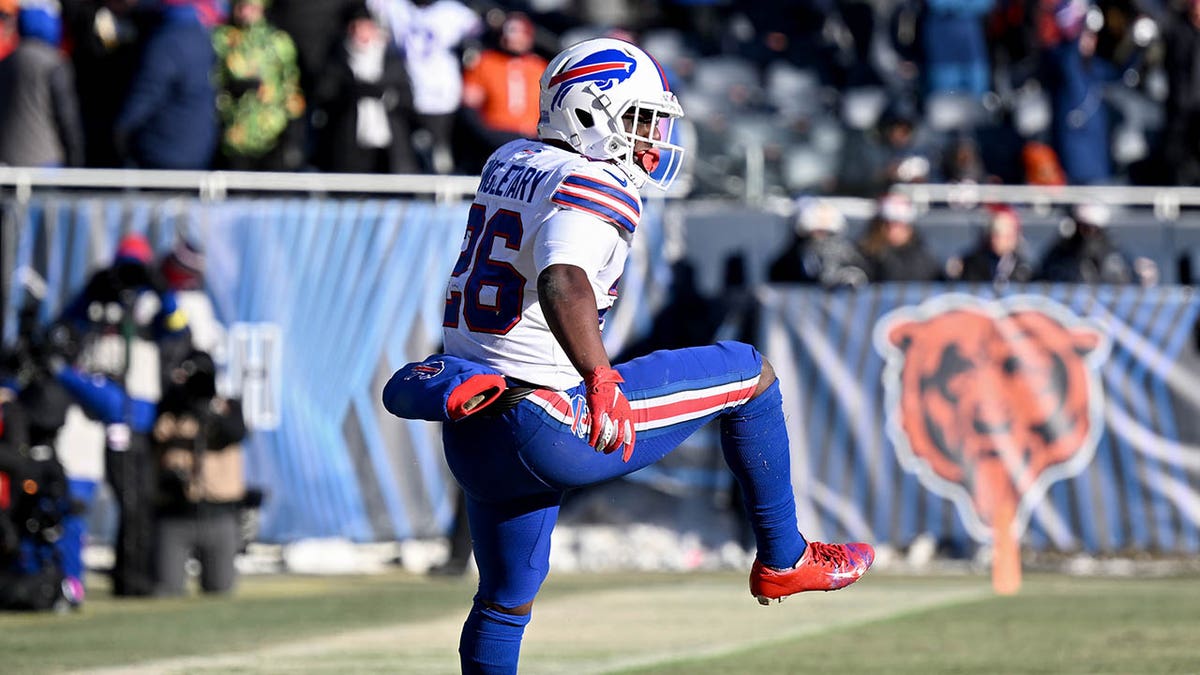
1, 0, 1199, 615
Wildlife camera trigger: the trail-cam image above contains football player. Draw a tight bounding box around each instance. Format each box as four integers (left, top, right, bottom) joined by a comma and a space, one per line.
434, 38, 876, 674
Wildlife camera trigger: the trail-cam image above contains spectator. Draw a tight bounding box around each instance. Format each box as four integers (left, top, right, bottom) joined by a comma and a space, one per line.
0, 1, 85, 167
1161, 0, 1200, 185
157, 237, 228, 390
921, 0, 996, 97
459, 12, 547, 169
369, 0, 482, 174
739, 0, 837, 81
57, 234, 189, 596
987, 0, 1043, 89
267, 0, 358, 96
942, 133, 995, 184
837, 98, 938, 196
113, 0, 218, 170
313, 2, 417, 174
62, 0, 156, 168
0, 0, 15, 61
1035, 202, 1144, 283
0, 298, 86, 610
945, 205, 1034, 284
767, 197, 870, 288
1039, 0, 1116, 184
1022, 140, 1069, 185
212, 0, 306, 171
153, 349, 247, 596
658, 0, 726, 56
857, 192, 943, 281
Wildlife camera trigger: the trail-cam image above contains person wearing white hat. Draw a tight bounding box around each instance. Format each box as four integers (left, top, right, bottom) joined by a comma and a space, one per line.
767, 197, 869, 288
1035, 201, 1140, 283
857, 192, 942, 281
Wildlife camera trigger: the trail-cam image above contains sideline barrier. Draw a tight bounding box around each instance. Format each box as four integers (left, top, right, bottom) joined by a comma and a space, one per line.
1, 193, 667, 542
4, 174, 1200, 557
763, 284, 1200, 555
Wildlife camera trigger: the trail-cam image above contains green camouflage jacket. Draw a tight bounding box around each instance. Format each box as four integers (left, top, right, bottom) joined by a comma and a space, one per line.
212, 20, 305, 157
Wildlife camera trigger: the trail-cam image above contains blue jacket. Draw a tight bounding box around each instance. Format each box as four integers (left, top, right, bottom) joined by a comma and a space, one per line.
115, 6, 217, 169
56, 368, 157, 433
1044, 41, 1115, 185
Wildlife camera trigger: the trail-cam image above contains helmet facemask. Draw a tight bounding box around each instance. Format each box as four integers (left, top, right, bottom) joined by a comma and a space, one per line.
616, 101, 685, 191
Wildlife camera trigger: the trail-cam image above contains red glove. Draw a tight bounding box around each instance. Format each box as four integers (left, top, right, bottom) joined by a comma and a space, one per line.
584, 365, 636, 462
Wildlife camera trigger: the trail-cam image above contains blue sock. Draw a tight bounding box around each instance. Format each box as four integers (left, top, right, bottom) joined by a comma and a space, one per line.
720, 379, 806, 569
459, 600, 532, 675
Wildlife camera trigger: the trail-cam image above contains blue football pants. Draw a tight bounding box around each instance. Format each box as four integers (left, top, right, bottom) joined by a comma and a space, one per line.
442, 341, 801, 608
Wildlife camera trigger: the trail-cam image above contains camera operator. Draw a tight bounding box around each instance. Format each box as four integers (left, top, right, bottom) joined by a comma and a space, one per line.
57, 234, 188, 597
152, 349, 246, 595
0, 329, 83, 610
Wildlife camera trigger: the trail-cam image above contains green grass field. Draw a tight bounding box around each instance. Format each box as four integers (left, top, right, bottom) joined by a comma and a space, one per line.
1, 570, 1196, 674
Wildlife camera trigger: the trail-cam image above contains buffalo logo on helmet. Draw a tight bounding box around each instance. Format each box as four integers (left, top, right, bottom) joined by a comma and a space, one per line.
547, 49, 637, 110
873, 294, 1110, 541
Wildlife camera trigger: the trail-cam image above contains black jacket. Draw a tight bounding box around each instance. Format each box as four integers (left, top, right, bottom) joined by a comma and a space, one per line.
768, 234, 871, 288
313, 43, 417, 174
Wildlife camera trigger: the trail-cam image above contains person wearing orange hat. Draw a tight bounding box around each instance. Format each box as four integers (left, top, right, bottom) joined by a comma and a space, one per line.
0, 0, 18, 61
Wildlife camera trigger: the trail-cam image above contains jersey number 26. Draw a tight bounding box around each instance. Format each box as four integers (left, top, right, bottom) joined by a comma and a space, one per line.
443, 204, 526, 334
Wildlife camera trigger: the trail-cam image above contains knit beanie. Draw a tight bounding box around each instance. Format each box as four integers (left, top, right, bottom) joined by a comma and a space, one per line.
160, 239, 205, 290
115, 234, 154, 265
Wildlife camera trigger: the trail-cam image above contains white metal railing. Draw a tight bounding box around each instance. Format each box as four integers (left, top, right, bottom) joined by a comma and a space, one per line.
896, 183, 1200, 222
0, 167, 482, 203
5, 166, 1200, 222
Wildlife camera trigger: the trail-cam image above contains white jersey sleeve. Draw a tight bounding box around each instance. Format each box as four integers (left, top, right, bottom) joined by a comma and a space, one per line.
370, 0, 483, 115
535, 208, 622, 277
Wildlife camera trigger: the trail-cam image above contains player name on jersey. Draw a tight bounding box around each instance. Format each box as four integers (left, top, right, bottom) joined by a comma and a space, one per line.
477, 158, 553, 203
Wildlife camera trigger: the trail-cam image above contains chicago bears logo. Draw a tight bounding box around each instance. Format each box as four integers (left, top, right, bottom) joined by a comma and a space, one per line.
547, 49, 638, 110
873, 294, 1111, 541
404, 361, 444, 381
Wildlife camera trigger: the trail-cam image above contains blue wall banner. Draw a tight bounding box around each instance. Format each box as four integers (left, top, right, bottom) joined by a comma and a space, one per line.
7, 194, 1198, 557
761, 284, 1200, 555
2, 195, 667, 543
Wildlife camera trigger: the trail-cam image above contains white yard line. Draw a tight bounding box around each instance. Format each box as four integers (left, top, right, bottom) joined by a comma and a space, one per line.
69, 579, 990, 675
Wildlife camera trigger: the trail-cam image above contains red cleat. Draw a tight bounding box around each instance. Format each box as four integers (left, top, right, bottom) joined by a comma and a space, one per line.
750, 541, 875, 605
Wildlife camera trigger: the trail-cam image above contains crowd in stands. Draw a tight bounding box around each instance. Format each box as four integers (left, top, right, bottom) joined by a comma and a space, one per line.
1, 0, 1198, 195
767, 192, 1158, 287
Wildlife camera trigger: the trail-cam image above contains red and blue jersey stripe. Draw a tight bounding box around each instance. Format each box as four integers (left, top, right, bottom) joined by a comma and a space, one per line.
551, 173, 641, 233
526, 376, 759, 437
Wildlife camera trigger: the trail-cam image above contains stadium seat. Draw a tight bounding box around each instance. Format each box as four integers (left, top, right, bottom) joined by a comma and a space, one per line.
691, 56, 762, 104
764, 60, 822, 121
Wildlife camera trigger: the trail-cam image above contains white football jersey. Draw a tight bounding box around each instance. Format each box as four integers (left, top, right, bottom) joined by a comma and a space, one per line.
369, 0, 481, 115
443, 139, 643, 390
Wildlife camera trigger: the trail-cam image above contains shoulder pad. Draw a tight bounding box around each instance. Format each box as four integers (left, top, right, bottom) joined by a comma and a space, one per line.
550, 164, 642, 233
